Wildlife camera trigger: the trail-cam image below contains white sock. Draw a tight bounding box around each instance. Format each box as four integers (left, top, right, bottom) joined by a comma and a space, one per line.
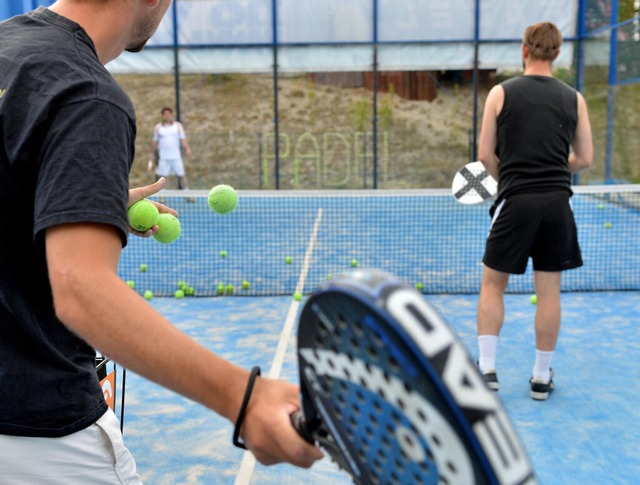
478, 335, 499, 373
532, 349, 554, 382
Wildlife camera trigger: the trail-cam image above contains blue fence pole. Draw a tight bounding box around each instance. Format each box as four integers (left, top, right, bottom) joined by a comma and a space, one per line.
171, 0, 182, 122
471, 0, 481, 162
573, 0, 588, 185
372, 0, 379, 189
575, 0, 587, 93
272, 0, 280, 190
605, 0, 619, 183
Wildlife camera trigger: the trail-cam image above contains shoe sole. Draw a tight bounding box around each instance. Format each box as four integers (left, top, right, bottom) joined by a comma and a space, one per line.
530, 389, 549, 400
481, 371, 499, 391
477, 362, 499, 391
530, 381, 554, 401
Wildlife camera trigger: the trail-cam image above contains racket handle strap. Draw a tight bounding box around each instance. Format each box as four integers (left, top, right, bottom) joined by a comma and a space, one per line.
232, 366, 261, 450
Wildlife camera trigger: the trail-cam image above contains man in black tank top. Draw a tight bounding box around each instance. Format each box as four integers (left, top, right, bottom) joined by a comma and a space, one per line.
475, 22, 593, 400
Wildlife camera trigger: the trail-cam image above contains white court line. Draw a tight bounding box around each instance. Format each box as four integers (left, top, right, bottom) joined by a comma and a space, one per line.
234, 208, 323, 485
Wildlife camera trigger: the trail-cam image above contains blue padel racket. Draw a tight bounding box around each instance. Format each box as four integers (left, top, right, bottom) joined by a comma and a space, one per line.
291, 270, 536, 485
452, 161, 497, 205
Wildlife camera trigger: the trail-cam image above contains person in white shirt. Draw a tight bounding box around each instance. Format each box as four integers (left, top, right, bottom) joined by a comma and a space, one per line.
148, 106, 192, 189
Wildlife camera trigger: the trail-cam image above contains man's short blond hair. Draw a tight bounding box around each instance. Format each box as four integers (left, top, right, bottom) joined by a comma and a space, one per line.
523, 22, 562, 61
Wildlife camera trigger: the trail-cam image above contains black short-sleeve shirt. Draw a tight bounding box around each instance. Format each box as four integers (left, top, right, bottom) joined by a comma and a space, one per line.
0, 8, 135, 436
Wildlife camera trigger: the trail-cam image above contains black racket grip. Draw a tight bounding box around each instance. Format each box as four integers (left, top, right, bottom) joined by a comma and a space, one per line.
290, 410, 314, 444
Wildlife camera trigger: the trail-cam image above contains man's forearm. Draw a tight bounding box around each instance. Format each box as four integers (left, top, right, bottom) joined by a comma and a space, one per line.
80, 273, 248, 422
47, 227, 248, 422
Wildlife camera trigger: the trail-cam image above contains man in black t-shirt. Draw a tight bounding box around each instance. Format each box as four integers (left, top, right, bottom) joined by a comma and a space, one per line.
0, 1, 321, 482
475, 22, 593, 400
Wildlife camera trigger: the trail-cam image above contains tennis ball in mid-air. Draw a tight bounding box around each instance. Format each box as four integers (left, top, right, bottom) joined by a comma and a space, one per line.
139, 264, 148, 272
126, 280, 135, 289
128, 200, 159, 232
285, 256, 293, 264
293, 291, 303, 301
415, 282, 424, 292
208, 184, 238, 214
143, 290, 153, 300
604, 222, 612, 229
530, 294, 537, 305
220, 250, 228, 258
242, 280, 250, 290
152, 213, 181, 244
598, 203, 605, 210
350, 259, 358, 268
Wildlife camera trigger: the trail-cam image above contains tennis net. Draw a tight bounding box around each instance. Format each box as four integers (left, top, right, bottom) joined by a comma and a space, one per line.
117, 185, 640, 297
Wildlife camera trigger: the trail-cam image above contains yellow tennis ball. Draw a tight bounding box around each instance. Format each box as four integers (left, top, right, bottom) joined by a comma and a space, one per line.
350, 259, 358, 267
152, 213, 181, 244
242, 280, 250, 290
143, 290, 153, 300
174, 289, 185, 299
293, 291, 302, 301
530, 294, 537, 305
128, 200, 159, 232
208, 184, 238, 214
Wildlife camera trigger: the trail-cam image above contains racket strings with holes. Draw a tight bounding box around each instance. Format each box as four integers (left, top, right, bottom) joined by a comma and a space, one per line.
294, 271, 537, 485
452, 161, 498, 205
300, 294, 474, 485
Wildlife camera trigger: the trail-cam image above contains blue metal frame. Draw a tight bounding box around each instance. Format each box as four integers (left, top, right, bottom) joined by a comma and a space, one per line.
272, 0, 280, 189
572, 0, 588, 185
371, 0, 379, 189
6, 0, 634, 187
604, 0, 619, 183
471, 0, 481, 161
172, 0, 182, 121
575, 0, 587, 94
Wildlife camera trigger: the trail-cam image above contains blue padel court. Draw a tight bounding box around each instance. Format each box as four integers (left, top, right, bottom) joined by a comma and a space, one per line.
111, 187, 640, 485
110, 292, 640, 485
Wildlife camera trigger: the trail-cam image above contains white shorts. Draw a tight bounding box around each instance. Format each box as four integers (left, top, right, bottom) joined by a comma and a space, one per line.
0, 409, 142, 484
156, 157, 185, 177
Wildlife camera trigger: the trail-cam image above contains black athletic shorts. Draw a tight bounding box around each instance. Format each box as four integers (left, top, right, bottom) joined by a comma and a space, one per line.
483, 191, 583, 274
